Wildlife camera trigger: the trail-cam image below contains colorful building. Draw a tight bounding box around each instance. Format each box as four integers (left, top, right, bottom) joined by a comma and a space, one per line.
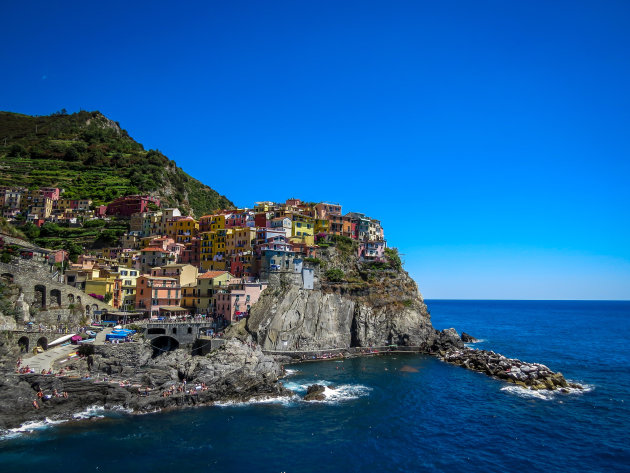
358, 240, 386, 261
139, 247, 176, 274
214, 278, 268, 323
106, 195, 161, 217
150, 263, 198, 287
135, 275, 181, 318
85, 276, 123, 309
182, 270, 232, 313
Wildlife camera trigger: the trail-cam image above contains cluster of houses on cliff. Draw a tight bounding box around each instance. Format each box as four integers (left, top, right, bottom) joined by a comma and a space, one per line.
3, 192, 387, 325
0, 187, 161, 225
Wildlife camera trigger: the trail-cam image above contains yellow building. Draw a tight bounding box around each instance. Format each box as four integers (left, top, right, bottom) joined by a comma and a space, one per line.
181, 270, 232, 313
173, 217, 199, 244
200, 230, 228, 271
225, 227, 255, 257
314, 218, 329, 235
253, 202, 275, 212
85, 276, 122, 309
291, 214, 315, 246
210, 215, 226, 232
117, 251, 139, 269
115, 267, 140, 311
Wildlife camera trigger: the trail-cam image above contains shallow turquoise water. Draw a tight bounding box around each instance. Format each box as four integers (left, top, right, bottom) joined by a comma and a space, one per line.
1, 300, 629, 472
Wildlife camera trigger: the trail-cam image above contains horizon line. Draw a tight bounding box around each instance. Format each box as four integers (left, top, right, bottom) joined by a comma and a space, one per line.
423, 298, 630, 302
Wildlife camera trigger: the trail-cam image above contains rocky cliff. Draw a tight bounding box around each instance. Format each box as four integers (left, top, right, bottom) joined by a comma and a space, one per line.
247, 241, 454, 352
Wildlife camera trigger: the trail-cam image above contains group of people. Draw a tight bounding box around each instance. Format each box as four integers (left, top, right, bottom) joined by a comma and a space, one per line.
301, 351, 345, 361
159, 381, 209, 398
32, 387, 68, 409
16, 357, 69, 376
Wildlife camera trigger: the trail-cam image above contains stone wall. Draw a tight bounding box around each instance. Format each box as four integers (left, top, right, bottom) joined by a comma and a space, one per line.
0, 260, 113, 326
145, 322, 214, 347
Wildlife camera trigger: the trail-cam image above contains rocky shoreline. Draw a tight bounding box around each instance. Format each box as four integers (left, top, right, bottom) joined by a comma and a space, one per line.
0, 339, 290, 431
0, 327, 584, 432
437, 345, 583, 391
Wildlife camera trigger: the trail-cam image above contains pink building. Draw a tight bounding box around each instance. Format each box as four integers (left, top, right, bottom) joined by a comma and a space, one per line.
358, 240, 386, 261
40, 187, 60, 201
225, 210, 255, 228
48, 249, 68, 264
314, 202, 342, 219
214, 279, 268, 323
95, 205, 107, 217
135, 275, 181, 318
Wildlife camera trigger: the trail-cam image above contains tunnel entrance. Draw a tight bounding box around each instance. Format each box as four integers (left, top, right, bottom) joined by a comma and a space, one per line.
37, 337, 48, 350
18, 336, 29, 353
151, 336, 179, 356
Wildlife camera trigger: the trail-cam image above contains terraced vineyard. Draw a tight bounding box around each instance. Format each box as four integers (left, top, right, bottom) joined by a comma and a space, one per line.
0, 110, 232, 215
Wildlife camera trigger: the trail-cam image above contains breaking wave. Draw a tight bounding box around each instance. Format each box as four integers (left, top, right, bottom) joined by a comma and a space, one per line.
0, 418, 67, 440
501, 381, 594, 401
283, 379, 372, 404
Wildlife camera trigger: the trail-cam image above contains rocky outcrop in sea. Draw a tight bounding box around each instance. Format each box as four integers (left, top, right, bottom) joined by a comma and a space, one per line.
437, 346, 583, 391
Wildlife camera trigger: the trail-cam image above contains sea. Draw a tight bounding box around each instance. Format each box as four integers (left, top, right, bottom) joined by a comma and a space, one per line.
1, 300, 629, 472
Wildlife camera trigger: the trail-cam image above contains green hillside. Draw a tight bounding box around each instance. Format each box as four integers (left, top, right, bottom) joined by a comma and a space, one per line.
0, 110, 232, 217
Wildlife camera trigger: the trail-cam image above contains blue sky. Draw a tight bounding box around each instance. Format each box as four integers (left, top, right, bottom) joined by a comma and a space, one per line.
1, 1, 629, 299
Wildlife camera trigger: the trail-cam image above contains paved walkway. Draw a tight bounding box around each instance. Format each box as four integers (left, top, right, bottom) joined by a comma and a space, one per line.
94, 327, 113, 345
24, 343, 78, 372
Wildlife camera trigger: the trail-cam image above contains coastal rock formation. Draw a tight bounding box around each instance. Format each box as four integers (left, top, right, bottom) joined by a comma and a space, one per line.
247, 246, 449, 352
461, 332, 479, 343
0, 339, 289, 430
303, 384, 326, 401
438, 347, 583, 391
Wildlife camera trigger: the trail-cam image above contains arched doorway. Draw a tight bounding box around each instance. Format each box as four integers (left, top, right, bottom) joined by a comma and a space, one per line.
50, 289, 62, 307
37, 337, 48, 350
34, 285, 46, 308
18, 336, 29, 353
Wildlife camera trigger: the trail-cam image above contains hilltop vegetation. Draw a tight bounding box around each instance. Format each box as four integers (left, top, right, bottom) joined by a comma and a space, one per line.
0, 110, 232, 216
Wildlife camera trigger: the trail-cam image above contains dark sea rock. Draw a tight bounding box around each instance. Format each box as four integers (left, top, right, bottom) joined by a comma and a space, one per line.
461, 332, 479, 343
304, 384, 326, 401
438, 347, 583, 391
430, 328, 465, 353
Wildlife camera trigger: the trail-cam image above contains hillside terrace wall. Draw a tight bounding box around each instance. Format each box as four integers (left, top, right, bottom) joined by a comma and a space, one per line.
0, 260, 113, 323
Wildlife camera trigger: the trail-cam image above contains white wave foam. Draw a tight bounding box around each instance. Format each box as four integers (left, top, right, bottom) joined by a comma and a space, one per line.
501, 382, 593, 401
1, 418, 68, 440
72, 404, 133, 420
282, 379, 372, 403
284, 368, 299, 377
318, 384, 372, 403
214, 395, 298, 407
73, 405, 107, 419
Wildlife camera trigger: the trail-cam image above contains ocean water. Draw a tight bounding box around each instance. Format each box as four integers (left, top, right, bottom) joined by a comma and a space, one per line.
1, 300, 629, 472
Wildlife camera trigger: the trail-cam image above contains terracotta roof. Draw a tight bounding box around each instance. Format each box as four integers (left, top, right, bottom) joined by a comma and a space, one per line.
198, 271, 228, 279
